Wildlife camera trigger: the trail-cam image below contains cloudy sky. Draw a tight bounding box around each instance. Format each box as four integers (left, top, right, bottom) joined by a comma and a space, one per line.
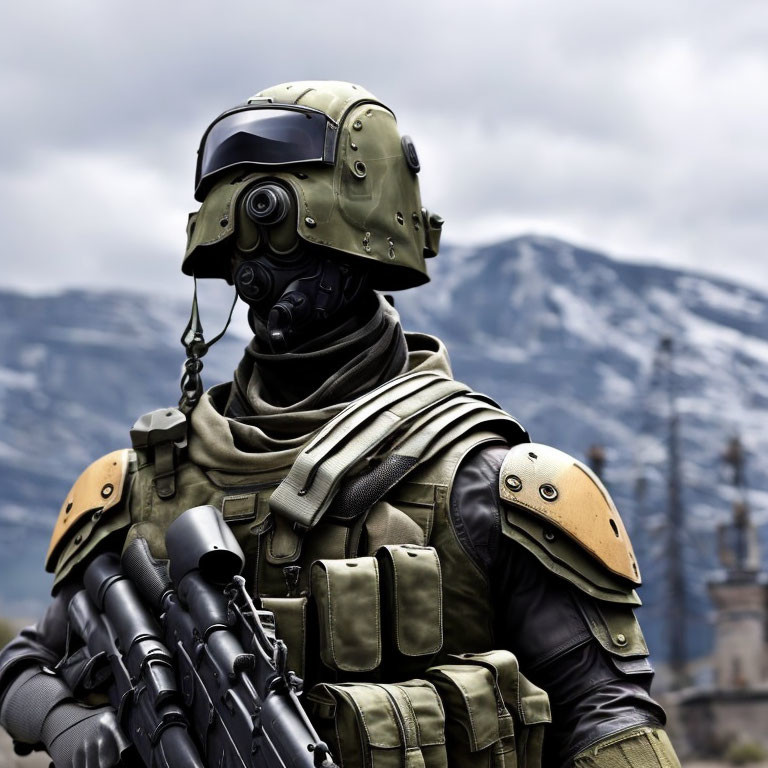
1, 0, 767, 297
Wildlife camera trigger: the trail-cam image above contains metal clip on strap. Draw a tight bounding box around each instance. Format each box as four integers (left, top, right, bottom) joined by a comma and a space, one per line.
179, 278, 237, 414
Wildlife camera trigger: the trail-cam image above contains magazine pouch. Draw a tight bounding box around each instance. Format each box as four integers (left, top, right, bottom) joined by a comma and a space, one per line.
307, 680, 448, 768
427, 651, 550, 768
310, 556, 381, 672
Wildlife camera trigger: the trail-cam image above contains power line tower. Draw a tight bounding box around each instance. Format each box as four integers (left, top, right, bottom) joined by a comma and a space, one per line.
655, 335, 689, 689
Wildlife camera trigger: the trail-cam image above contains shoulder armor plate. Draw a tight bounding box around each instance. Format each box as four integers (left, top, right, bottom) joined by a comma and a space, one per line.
499, 443, 641, 585
46, 449, 131, 571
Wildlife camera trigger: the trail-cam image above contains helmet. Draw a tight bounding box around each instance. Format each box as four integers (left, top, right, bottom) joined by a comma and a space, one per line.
183, 81, 443, 290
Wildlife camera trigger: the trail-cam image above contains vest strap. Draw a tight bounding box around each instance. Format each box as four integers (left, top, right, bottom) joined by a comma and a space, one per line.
270, 372, 528, 531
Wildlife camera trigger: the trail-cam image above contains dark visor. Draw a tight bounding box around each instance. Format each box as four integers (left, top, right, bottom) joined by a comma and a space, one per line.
195, 106, 338, 201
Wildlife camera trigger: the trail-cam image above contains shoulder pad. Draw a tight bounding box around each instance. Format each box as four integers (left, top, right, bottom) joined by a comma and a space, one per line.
499, 443, 641, 585
46, 449, 131, 572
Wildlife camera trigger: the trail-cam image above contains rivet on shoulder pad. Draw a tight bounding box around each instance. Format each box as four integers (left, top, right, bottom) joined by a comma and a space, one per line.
505, 474, 522, 492
101, 483, 114, 499
543, 527, 556, 542
74, 534, 82, 545
615, 633, 627, 646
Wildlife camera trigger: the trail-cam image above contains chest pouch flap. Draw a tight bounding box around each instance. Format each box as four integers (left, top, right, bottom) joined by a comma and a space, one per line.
376, 545, 443, 657
307, 680, 447, 768
311, 557, 381, 673
452, 651, 551, 727
426, 664, 504, 754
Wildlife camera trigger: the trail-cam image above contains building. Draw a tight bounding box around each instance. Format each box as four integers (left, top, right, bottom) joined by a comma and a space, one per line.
673, 438, 768, 757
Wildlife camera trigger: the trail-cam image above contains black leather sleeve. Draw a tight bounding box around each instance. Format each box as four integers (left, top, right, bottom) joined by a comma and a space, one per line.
450, 445, 665, 764
0, 581, 77, 703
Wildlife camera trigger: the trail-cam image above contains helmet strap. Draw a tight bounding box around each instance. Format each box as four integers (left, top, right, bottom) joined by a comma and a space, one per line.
179, 277, 238, 414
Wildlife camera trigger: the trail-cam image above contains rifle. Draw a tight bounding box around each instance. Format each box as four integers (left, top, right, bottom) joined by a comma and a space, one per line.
70, 504, 335, 768
67, 555, 205, 768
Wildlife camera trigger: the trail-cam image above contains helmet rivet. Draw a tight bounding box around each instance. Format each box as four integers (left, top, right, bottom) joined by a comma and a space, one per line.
350, 142, 358, 151
101, 483, 114, 499
353, 161, 367, 178
543, 528, 556, 542
365, 245, 372, 253
539, 483, 558, 502
388, 249, 396, 260
304, 217, 316, 228
615, 633, 627, 646
219, 218, 229, 227
74, 534, 83, 545
353, 120, 363, 131
504, 474, 522, 492
396, 212, 404, 225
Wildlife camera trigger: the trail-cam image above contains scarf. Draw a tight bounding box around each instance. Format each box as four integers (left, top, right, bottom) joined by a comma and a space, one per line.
188, 294, 452, 475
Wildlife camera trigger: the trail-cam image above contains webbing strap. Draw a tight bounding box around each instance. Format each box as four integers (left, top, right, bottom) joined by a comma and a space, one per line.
272, 391, 528, 529
325, 400, 522, 522
269, 373, 468, 528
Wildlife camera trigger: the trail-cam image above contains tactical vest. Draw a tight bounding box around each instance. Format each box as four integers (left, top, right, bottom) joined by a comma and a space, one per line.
49, 372, 553, 767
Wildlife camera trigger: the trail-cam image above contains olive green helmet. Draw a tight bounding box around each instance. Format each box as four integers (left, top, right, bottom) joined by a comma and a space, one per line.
183, 81, 443, 290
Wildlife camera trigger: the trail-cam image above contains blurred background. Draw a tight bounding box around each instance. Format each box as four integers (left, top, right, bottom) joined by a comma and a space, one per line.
1, 1, 767, 764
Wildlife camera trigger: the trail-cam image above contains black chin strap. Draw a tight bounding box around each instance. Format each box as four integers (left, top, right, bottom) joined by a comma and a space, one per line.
179, 278, 238, 414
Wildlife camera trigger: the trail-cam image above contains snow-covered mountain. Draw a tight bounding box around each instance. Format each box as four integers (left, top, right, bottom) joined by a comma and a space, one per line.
1, 235, 767, 664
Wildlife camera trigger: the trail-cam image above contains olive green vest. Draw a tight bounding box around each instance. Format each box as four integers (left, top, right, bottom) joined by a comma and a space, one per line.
60, 370, 553, 767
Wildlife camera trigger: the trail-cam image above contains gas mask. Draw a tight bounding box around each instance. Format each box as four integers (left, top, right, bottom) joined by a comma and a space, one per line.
231, 179, 367, 351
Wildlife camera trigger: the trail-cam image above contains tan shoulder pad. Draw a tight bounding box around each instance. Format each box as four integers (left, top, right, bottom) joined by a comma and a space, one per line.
46, 449, 131, 572
499, 443, 641, 585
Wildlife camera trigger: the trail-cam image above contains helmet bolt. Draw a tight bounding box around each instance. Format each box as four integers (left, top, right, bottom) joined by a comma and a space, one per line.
539, 483, 558, 502
396, 212, 404, 225
353, 120, 363, 131
350, 142, 358, 151
304, 217, 316, 228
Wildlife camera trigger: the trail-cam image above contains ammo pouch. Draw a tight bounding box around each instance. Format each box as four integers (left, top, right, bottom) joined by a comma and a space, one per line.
307, 680, 447, 768
427, 651, 550, 768
310, 545, 443, 674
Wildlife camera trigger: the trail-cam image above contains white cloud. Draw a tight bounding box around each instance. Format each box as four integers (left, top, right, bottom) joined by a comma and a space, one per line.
0, 0, 767, 295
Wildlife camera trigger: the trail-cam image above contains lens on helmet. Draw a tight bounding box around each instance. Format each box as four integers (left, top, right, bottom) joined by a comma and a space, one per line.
244, 183, 292, 225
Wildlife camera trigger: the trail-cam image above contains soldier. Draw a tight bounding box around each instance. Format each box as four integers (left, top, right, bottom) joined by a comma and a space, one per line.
0, 81, 680, 767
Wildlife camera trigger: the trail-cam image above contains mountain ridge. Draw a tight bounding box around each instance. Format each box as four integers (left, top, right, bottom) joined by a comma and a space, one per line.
1, 235, 766, 669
